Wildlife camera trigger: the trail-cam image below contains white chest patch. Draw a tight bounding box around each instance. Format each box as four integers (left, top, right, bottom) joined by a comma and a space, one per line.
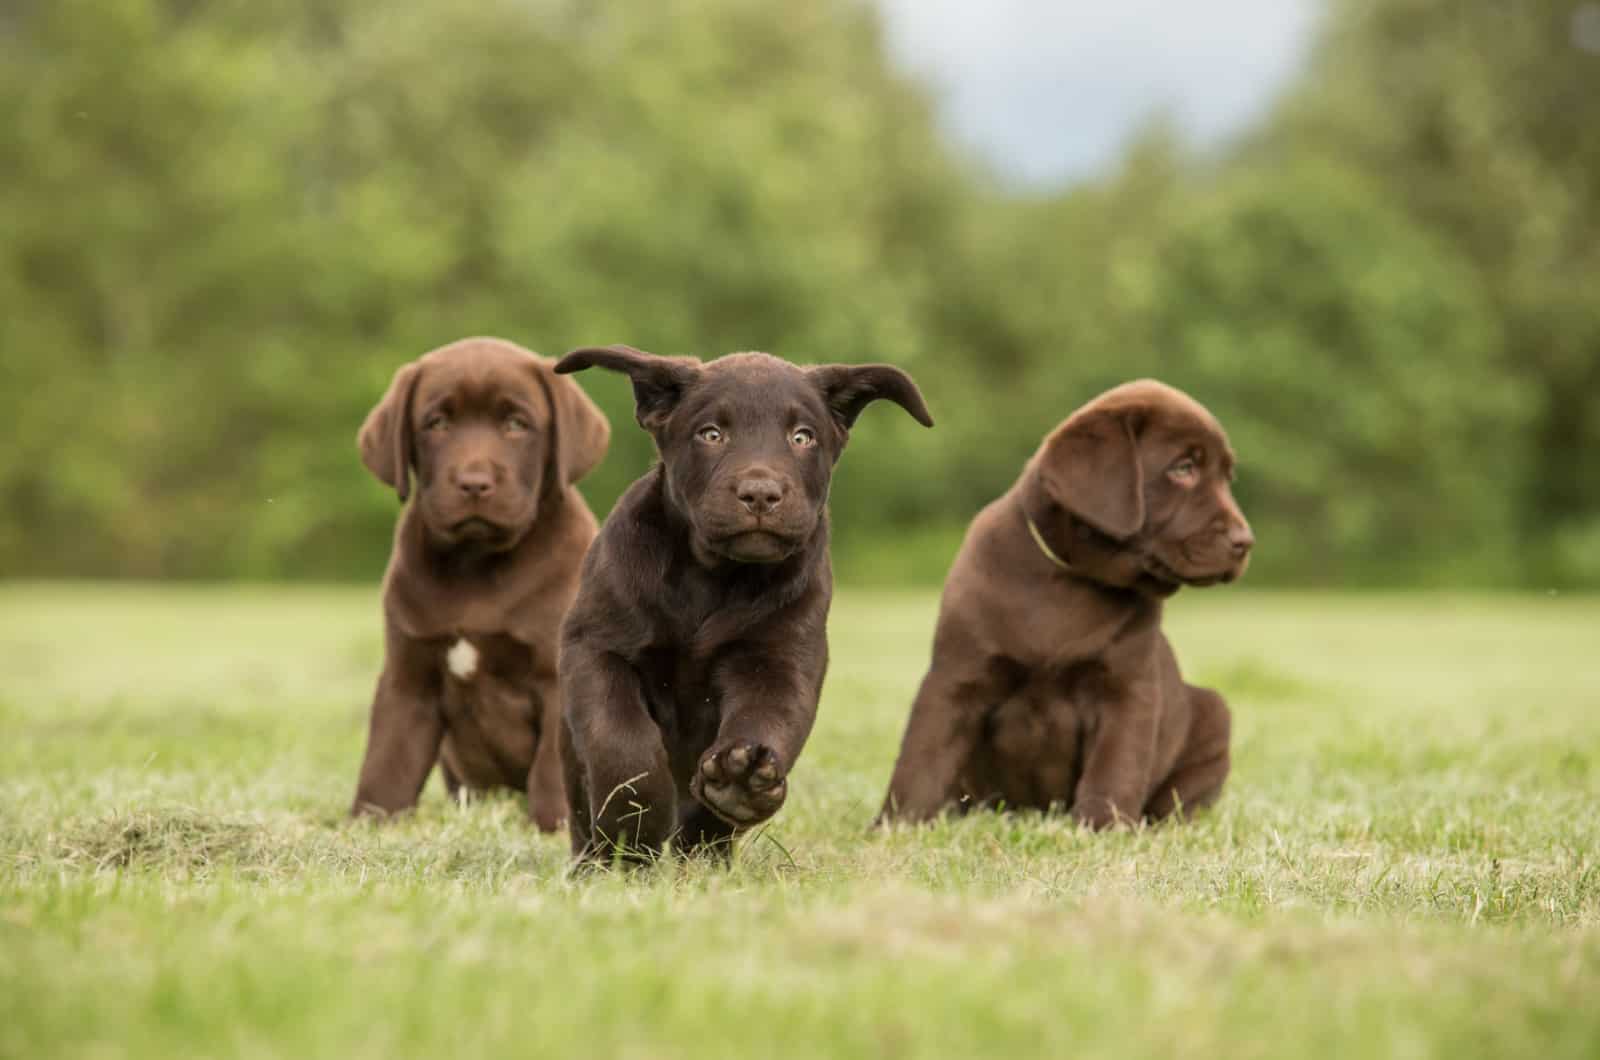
446, 638, 479, 681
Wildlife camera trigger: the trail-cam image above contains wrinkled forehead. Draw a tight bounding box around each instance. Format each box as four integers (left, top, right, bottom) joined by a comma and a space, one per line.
414, 345, 545, 416
1146, 403, 1235, 471
680, 353, 829, 424
1088, 381, 1233, 471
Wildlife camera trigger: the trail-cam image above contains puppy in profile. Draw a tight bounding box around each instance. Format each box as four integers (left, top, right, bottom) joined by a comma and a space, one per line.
879, 380, 1253, 828
554, 345, 932, 862
351, 337, 609, 830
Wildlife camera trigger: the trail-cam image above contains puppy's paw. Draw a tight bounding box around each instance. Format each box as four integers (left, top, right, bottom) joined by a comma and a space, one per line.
528, 779, 568, 834
1071, 795, 1139, 832
690, 741, 787, 827
530, 803, 567, 834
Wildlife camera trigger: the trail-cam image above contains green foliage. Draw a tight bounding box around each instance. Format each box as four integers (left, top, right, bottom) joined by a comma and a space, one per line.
1, 0, 1597, 584
1126, 158, 1528, 585
0, 0, 967, 578
1267, 0, 1600, 584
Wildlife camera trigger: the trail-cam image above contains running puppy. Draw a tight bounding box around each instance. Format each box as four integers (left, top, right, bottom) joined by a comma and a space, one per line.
555, 345, 932, 862
879, 380, 1253, 828
351, 337, 609, 829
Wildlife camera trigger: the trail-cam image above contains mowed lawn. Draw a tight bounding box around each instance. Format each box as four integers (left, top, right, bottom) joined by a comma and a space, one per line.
2, 583, 1598, 1059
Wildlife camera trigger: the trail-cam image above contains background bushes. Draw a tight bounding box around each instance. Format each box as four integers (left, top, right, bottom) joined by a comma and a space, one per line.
2, 0, 1595, 585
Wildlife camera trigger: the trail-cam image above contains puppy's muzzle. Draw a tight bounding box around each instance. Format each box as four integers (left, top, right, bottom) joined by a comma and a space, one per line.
735, 476, 784, 516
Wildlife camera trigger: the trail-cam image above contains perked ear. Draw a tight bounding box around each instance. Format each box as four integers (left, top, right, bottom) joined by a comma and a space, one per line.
357, 361, 423, 502
555, 345, 701, 431
807, 364, 934, 430
1038, 406, 1145, 540
532, 359, 611, 499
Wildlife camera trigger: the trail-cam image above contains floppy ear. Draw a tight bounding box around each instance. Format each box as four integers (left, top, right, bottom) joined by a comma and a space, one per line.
1038, 406, 1145, 540
357, 361, 422, 502
532, 360, 611, 500
807, 364, 934, 430
555, 345, 700, 431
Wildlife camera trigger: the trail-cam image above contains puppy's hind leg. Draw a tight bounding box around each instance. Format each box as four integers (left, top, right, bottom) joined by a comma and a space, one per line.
1143, 685, 1231, 823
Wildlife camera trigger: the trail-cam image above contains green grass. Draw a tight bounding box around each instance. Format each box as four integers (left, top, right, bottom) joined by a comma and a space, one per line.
2, 583, 1598, 1059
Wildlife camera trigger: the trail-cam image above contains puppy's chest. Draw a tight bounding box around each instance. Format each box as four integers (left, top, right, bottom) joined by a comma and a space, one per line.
982, 661, 1115, 794
630, 640, 724, 748
436, 633, 540, 718
1015, 597, 1132, 671
634, 643, 716, 708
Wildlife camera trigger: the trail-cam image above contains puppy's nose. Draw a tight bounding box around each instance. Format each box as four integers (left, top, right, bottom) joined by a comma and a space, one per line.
1228, 523, 1255, 558
456, 469, 495, 500
736, 477, 784, 515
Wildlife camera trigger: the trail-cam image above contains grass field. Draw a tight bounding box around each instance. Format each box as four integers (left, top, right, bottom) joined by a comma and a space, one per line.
2, 583, 1598, 1058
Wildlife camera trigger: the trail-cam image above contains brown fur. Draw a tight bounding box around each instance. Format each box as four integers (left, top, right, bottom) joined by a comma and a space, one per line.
350, 337, 610, 829
553, 345, 932, 862
878, 380, 1253, 828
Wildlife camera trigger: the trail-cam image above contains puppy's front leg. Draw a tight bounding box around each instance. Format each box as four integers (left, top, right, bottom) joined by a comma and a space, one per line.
352, 654, 443, 818
690, 650, 821, 832
1072, 677, 1161, 830
562, 646, 675, 861
877, 649, 1001, 824
525, 663, 567, 833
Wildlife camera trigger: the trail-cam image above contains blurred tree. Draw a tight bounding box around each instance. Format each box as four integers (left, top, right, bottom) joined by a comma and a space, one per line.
0, 0, 327, 574
914, 130, 1529, 585
1125, 158, 1528, 585
0, 0, 970, 578
1267, 0, 1600, 582
2, 0, 1597, 586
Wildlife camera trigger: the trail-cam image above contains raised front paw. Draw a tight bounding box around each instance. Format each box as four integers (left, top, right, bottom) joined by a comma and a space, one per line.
690, 741, 788, 827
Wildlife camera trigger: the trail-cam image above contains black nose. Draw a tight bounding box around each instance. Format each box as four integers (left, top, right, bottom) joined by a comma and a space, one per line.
457, 469, 494, 500
736, 477, 784, 515
1228, 524, 1255, 558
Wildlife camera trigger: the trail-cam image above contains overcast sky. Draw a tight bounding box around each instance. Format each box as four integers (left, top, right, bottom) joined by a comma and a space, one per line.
873, 0, 1322, 186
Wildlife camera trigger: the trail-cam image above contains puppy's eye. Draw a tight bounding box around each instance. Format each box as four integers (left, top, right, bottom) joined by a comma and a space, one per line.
423, 413, 449, 432
790, 427, 817, 448
1168, 458, 1198, 484
505, 414, 531, 434
696, 425, 725, 444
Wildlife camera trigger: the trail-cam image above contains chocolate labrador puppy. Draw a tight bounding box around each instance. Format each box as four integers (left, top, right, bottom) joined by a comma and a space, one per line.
351, 337, 610, 830
553, 345, 932, 862
878, 380, 1253, 828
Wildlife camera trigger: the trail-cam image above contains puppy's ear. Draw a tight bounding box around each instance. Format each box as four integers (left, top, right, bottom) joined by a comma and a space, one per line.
555, 345, 700, 431
358, 361, 423, 502
807, 364, 934, 430
1038, 405, 1145, 540
533, 360, 611, 500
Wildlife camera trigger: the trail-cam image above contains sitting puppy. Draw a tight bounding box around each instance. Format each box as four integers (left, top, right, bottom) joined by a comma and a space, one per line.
554, 345, 932, 862
350, 337, 609, 830
878, 380, 1253, 828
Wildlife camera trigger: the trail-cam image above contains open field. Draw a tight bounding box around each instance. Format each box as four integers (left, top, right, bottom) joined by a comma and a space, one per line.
2, 583, 1598, 1058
